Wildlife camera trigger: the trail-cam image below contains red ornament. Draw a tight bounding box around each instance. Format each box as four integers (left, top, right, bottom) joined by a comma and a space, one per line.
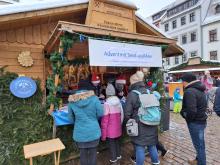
147, 81, 153, 87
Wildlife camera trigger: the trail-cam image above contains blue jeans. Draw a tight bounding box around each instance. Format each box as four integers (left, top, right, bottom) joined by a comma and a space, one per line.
187, 122, 207, 165
135, 145, 159, 165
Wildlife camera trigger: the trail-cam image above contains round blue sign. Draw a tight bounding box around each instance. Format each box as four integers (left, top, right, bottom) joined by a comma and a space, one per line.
10, 76, 37, 98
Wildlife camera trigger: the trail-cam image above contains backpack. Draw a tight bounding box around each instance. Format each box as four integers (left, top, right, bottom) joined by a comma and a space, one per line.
132, 90, 161, 126
126, 119, 138, 136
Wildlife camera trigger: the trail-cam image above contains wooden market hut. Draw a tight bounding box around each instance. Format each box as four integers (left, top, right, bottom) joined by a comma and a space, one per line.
0, 0, 184, 90
168, 57, 220, 78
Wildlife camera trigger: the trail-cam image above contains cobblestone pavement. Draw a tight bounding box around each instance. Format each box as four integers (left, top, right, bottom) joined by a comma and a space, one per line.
64, 113, 220, 165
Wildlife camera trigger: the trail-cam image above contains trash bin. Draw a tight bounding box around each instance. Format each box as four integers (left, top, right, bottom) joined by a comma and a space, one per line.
160, 98, 170, 132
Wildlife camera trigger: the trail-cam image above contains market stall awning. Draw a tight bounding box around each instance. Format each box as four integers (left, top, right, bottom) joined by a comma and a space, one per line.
44, 21, 184, 57
168, 67, 220, 74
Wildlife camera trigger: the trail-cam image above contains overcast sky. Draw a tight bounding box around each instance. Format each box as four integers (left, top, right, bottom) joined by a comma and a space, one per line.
130, 0, 176, 17
19, 0, 176, 17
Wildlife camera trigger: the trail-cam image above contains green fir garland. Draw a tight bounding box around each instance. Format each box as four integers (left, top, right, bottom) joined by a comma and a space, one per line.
0, 67, 52, 164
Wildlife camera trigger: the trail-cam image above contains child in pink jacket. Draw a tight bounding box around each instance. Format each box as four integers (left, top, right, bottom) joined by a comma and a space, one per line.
101, 83, 124, 164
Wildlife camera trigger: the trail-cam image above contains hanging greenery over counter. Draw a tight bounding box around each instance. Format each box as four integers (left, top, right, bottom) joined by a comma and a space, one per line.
0, 67, 52, 164
46, 33, 79, 110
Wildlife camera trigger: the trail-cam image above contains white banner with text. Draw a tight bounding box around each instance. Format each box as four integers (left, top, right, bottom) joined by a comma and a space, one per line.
88, 39, 162, 67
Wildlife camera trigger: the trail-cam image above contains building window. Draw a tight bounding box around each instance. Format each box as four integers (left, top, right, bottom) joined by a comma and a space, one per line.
175, 56, 179, 64
210, 51, 218, 60
209, 29, 217, 42
167, 0, 199, 17
190, 51, 197, 57
165, 23, 169, 32
166, 58, 170, 65
181, 16, 186, 25
182, 53, 187, 62
191, 31, 197, 42
172, 20, 177, 29
216, 4, 220, 14
182, 34, 187, 44
189, 12, 195, 22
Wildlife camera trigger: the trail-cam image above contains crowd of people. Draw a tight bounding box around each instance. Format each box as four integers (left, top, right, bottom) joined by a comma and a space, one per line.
68, 71, 168, 165
67, 70, 220, 165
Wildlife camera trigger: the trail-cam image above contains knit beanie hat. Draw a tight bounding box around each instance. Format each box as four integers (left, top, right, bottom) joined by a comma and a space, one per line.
78, 79, 94, 90
130, 71, 144, 85
91, 73, 100, 84
106, 83, 116, 96
116, 75, 126, 84
181, 73, 197, 83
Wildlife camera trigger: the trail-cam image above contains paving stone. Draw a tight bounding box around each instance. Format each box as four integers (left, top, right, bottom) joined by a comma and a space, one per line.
63, 113, 220, 165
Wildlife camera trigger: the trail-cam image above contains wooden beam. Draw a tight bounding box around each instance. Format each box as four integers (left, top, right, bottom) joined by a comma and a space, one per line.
59, 21, 175, 44
44, 22, 63, 54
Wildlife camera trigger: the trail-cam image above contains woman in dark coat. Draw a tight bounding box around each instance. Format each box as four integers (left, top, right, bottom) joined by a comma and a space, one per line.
125, 71, 160, 165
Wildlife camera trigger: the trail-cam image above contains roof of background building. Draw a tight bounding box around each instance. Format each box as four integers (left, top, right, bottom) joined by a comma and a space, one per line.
0, 0, 18, 4
151, 0, 205, 22
202, 0, 220, 25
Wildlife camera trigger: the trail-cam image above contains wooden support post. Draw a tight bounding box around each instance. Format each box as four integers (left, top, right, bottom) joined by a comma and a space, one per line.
29, 158, 33, 165
52, 121, 57, 138
57, 151, 61, 165
54, 152, 57, 165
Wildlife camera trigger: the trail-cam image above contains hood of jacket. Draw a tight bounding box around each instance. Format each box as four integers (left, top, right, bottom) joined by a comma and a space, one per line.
68, 90, 95, 108
129, 81, 145, 92
106, 96, 121, 106
185, 80, 206, 92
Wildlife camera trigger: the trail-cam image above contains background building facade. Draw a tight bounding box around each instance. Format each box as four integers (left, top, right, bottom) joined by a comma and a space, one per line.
150, 0, 220, 70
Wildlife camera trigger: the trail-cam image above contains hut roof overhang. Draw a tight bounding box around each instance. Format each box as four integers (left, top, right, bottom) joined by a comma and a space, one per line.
0, 0, 184, 57
44, 21, 183, 58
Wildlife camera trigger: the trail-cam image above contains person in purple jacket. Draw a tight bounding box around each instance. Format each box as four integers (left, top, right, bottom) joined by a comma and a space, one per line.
101, 83, 124, 164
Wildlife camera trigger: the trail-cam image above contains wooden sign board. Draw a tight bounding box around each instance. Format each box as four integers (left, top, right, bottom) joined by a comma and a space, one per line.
188, 57, 201, 66
86, 0, 136, 33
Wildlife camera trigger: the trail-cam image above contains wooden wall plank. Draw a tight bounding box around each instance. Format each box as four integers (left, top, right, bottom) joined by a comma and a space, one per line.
0, 58, 44, 66
0, 31, 6, 42
7, 29, 16, 42
33, 25, 41, 44
25, 26, 33, 44
0, 65, 44, 73
0, 51, 44, 60
16, 28, 25, 43
41, 24, 49, 45
0, 44, 43, 52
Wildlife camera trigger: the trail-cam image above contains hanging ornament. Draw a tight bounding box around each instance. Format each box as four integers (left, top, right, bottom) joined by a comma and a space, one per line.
79, 34, 86, 43
17, 51, 33, 67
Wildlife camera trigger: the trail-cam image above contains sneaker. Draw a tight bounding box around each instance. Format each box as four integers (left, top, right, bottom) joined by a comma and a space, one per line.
110, 159, 117, 163
117, 155, 122, 160
188, 159, 197, 165
152, 161, 160, 165
130, 156, 136, 164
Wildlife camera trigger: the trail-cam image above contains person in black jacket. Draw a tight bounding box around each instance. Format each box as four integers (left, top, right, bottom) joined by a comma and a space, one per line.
214, 87, 220, 116
180, 73, 207, 165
